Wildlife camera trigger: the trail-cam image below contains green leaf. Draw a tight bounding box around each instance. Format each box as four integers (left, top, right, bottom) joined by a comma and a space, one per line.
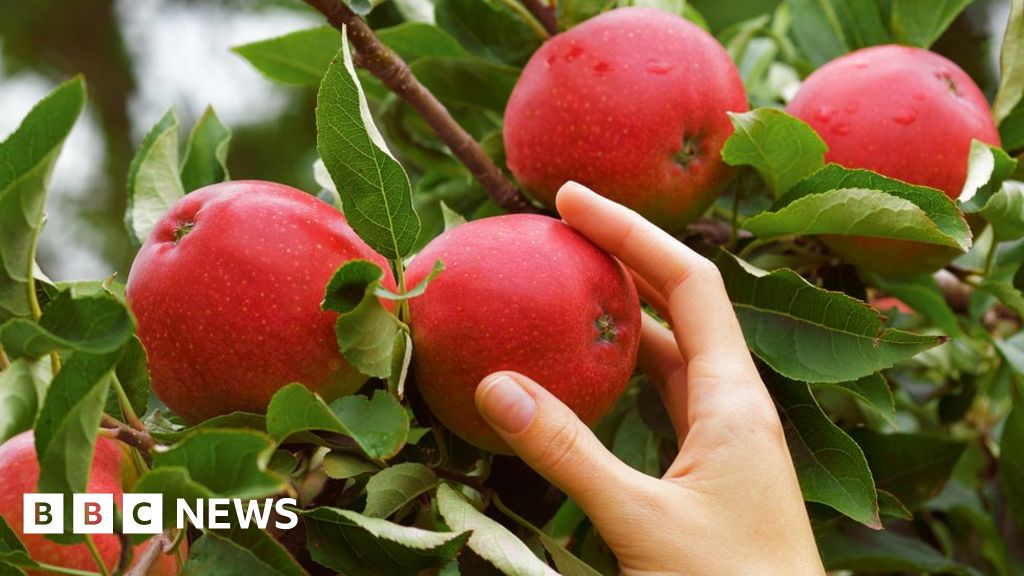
0, 515, 32, 567
410, 57, 520, 113
979, 181, 1024, 242
440, 201, 467, 231
0, 77, 85, 322
34, 350, 120, 541
714, 250, 946, 383
722, 109, 827, 197
132, 467, 213, 529
766, 374, 880, 528
115, 336, 152, 419
377, 259, 444, 300
1002, 99, 1024, 152
0, 290, 133, 359
1001, 380, 1024, 530
266, 384, 409, 460
492, 496, 603, 576
233, 26, 342, 86
813, 373, 896, 424
152, 429, 285, 498
302, 506, 469, 576
323, 452, 381, 479
890, 0, 972, 48
377, 23, 471, 62
747, 166, 970, 250
182, 528, 308, 576
958, 141, 1018, 211
125, 109, 185, 245
785, 0, 889, 66
181, 106, 231, 192
979, 278, 1024, 317
852, 430, 966, 508
436, 484, 558, 576
363, 462, 438, 518
322, 260, 403, 378
0, 359, 45, 444
316, 34, 420, 260
611, 407, 661, 477
994, 0, 1024, 124
867, 274, 963, 337
434, 0, 545, 66
818, 522, 980, 575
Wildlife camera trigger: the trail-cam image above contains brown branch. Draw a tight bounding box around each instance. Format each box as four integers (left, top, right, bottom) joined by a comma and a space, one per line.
124, 533, 172, 576
521, 0, 558, 36
113, 531, 133, 576
304, 0, 539, 214
101, 414, 156, 454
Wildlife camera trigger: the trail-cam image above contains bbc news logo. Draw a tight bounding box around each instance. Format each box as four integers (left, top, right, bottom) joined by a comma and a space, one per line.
23, 494, 299, 534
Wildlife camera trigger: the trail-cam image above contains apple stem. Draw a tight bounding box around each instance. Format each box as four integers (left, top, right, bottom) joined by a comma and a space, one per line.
100, 414, 156, 455
302, 0, 539, 214
519, 0, 559, 36
112, 531, 133, 576
123, 532, 173, 576
111, 375, 146, 432
84, 534, 111, 576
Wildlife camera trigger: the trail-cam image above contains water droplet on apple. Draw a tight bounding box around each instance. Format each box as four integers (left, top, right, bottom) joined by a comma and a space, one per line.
831, 123, 852, 135
593, 61, 612, 75
892, 108, 917, 125
565, 45, 584, 62
813, 106, 834, 123
645, 60, 673, 75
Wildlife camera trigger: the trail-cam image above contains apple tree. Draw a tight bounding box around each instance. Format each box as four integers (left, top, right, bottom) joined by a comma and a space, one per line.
1, 0, 1023, 574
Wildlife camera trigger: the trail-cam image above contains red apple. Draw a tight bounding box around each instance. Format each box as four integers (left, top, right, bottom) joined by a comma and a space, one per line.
126, 180, 394, 423
406, 214, 641, 453
0, 432, 180, 575
503, 7, 748, 232
786, 45, 1000, 277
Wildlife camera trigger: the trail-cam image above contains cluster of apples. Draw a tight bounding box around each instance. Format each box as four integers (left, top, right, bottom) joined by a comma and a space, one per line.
1, 7, 1000, 572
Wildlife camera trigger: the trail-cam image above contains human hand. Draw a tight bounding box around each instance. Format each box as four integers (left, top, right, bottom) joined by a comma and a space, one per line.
475, 181, 825, 575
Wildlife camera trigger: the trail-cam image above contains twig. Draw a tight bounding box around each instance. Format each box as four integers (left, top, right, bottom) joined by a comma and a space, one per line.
100, 414, 156, 454
303, 0, 539, 214
124, 533, 172, 576
520, 0, 559, 35
113, 531, 133, 576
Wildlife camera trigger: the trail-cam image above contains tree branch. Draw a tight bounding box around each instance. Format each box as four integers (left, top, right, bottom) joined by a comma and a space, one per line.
124, 533, 172, 576
521, 0, 558, 36
303, 0, 539, 214
100, 414, 156, 454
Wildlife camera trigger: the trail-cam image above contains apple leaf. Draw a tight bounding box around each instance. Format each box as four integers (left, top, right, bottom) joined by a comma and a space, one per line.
995, 0, 1024, 125
749, 165, 970, 250
437, 483, 559, 576
302, 506, 469, 576
611, 407, 661, 477
181, 105, 232, 192
785, 0, 889, 67
233, 27, 342, 87
266, 384, 409, 460
316, 32, 420, 260
0, 290, 133, 360
979, 278, 1024, 317
363, 462, 438, 518
152, 429, 286, 499
812, 373, 896, 425
1001, 380, 1024, 531
978, 182, 1024, 243
492, 495, 604, 576
434, 0, 544, 67
34, 349, 121, 542
132, 467, 213, 529
722, 108, 827, 197
377, 22, 471, 61
818, 522, 980, 575
958, 141, 1018, 210
851, 430, 966, 509
766, 373, 881, 529
410, 57, 521, 112
114, 336, 152, 419
440, 201, 468, 231
0, 359, 45, 443
890, 0, 972, 48
323, 453, 381, 479
0, 516, 33, 574
182, 526, 308, 576
867, 273, 963, 337
0, 76, 85, 323
376, 259, 445, 301
323, 260, 403, 378
125, 108, 185, 245
713, 250, 946, 383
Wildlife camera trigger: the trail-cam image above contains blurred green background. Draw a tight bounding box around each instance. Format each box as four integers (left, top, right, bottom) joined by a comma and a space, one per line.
0, 0, 1012, 281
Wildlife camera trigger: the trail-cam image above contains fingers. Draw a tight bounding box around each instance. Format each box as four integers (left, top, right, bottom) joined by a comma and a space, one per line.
638, 314, 689, 440
630, 270, 670, 323
556, 181, 751, 367
476, 371, 645, 516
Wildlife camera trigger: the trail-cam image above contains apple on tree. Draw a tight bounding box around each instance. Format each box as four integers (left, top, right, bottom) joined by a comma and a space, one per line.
786, 44, 1001, 277
406, 214, 641, 453
125, 180, 394, 423
0, 432, 180, 576
504, 7, 748, 232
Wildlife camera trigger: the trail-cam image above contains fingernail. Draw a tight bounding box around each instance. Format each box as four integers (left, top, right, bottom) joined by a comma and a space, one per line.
478, 375, 536, 434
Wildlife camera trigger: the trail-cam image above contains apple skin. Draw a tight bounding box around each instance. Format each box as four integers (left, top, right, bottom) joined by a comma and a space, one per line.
0, 431, 180, 575
126, 180, 395, 423
786, 45, 1000, 277
503, 7, 748, 232
406, 214, 641, 453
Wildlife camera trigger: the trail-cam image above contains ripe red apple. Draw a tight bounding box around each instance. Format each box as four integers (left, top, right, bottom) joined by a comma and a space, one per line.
406, 214, 641, 453
786, 45, 1000, 277
503, 7, 748, 232
0, 432, 180, 575
126, 180, 394, 423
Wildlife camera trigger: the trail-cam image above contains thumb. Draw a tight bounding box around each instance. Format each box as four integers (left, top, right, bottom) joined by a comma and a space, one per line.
475, 371, 644, 514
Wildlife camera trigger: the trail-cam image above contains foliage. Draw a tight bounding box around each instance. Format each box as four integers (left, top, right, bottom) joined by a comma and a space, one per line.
1, 0, 1023, 575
